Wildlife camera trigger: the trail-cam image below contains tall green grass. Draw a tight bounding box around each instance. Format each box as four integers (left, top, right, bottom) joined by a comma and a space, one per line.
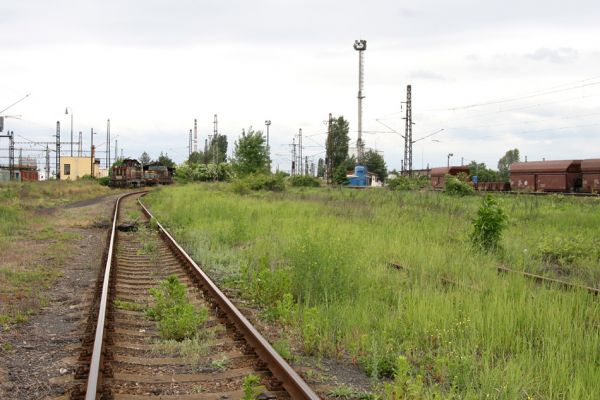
145, 185, 600, 399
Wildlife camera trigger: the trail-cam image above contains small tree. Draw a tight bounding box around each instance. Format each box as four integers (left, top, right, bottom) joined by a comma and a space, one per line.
140, 151, 151, 165
333, 157, 356, 184
157, 152, 175, 168
497, 149, 520, 182
362, 150, 387, 182
471, 194, 507, 251
231, 129, 269, 176
188, 151, 203, 165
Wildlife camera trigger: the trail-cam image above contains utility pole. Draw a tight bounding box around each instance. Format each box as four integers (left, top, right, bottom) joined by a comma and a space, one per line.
114, 138, 118, 163
298, 128, 303, 176
9, 131, 15, 180
106, 119, 111, 168
55, 122, 61, 180
213, 114, 219, 181
291, 137, 296, 176
403, 85, 413, 176
78, 131, 82, 156
193, 119, 198, 153
326, 113, 333, 184
265, 120, 271, 171
65, 107, 73, 156
353, 39, 367, 164
90, 128, 95, 177
188, 129, 192, 159
213, 114, 218, 165
305, 156, 308, 176
45, 145, 50, 180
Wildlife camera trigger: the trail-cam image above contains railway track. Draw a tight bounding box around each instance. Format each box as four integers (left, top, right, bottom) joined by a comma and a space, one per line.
77, 192, 320, 399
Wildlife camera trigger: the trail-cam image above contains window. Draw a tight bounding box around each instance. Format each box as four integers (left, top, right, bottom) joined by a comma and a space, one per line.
64, 164, 71, 176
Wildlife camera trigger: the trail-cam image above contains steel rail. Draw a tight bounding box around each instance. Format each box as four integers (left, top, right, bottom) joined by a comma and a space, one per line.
138, 196, 321, 400
496, 265, 599, 296
84, 191, 146, 400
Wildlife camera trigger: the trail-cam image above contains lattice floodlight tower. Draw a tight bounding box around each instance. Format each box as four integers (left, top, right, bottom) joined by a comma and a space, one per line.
354, 39, 367, 164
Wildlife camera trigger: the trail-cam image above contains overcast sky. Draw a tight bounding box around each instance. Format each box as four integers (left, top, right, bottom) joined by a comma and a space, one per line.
2, 0, 600, 173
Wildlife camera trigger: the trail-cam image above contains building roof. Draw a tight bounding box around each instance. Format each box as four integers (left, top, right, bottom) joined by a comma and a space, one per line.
510, 160, 581, 173
581, 159, 600, 172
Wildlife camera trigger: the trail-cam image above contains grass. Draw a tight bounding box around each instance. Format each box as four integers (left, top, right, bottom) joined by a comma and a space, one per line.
144, 184, 600, 399
0, 180, 115, 328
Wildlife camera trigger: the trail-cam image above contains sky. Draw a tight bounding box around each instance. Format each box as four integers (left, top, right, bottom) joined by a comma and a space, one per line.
2, 0, 600, 174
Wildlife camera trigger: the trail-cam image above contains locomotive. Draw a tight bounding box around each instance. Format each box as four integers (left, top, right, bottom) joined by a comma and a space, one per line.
109, 158, 174, 188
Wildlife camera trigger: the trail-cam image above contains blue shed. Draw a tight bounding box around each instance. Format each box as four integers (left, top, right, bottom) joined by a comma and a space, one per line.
347, 165, 369, 187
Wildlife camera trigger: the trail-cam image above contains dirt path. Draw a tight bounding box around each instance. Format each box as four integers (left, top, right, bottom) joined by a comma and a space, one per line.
0, 193, 121, 399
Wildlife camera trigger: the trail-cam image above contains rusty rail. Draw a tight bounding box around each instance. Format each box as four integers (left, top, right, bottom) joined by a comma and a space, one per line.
137, 195, 320, 400
84, 191, 146, 400
496, 265, 599, 296
389, 261, 598, 296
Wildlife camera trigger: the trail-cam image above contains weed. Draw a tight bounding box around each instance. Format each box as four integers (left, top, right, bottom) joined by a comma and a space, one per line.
211, 356, 230, 371
272, 338, 294, 362
147, 275, 208, 340
328, 385, 376, 399
242, 374, 261, 400
470, 194, 507, 251
537, 235, 590, 266
2, 341, 14, 351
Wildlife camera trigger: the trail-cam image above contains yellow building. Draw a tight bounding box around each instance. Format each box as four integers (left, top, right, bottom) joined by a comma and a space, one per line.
60, 156, 101, 180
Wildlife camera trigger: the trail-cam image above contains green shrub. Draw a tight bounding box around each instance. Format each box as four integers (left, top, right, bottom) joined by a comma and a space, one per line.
98, 176, 110, 186
537, 236, 591, 266
147, 275, 207, 340
231, 173, 285, 193
242, 374, 261, 400
289, 175, 320, 187
470, 194, 507, 251
443, 175, 474, 196
387, 175, 430, 191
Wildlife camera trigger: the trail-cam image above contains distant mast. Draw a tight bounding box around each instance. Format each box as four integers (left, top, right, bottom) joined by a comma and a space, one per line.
353, 39, 367, 164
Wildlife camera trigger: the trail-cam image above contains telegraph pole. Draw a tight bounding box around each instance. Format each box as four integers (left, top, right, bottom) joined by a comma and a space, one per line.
78, 131, 82, 156
55, 122, 61, 179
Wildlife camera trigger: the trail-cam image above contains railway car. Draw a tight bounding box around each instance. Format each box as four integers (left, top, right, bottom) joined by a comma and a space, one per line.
143, 164, 174, 185
109, 159, 143, 187
510, 160, 582, 192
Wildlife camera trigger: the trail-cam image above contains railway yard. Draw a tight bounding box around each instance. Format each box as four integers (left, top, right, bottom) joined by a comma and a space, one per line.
1, 180, 599, 399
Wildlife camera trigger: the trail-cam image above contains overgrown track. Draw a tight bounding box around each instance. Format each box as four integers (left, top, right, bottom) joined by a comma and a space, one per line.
79, 192, 320, 399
